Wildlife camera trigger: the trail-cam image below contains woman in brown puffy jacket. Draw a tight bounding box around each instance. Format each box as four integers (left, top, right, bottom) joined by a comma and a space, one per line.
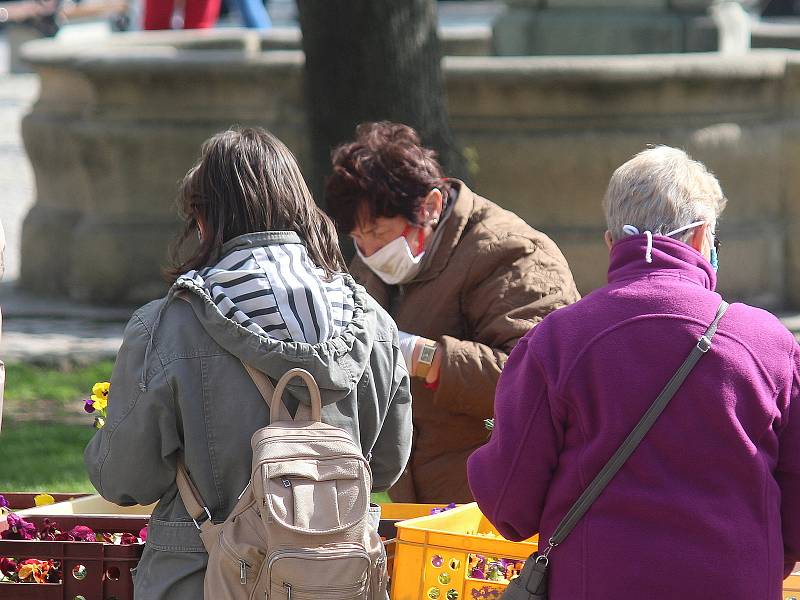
325, 122, 580, 503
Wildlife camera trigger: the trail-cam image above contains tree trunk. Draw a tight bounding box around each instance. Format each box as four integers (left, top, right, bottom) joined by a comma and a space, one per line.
297, 0, 468, 207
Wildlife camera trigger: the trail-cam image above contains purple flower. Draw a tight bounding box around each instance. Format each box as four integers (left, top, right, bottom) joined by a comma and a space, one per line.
39, 518, 61, 541
1, 513, 37, 540
0, 495, 8, 510
470, 568, 486, 580
83, 398, 96, 413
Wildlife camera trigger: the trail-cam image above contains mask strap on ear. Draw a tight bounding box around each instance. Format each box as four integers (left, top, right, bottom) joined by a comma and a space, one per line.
664, 220, 707, 238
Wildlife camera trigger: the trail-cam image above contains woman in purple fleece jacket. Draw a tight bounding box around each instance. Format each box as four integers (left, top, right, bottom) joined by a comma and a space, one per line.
468, 146, 800, 599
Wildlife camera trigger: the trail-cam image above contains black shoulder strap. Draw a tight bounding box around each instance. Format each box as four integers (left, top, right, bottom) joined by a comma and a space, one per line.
540, 300, 729, 559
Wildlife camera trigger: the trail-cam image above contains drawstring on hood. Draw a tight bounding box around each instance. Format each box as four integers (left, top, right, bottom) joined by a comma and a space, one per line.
621, 220, 708, 265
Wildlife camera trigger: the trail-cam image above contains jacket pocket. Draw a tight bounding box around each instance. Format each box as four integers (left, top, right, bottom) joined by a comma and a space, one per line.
266, 544, 370, 600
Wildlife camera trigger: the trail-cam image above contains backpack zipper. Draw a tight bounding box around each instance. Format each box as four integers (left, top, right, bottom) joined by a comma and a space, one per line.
284, 582, 293, 599
240, 560, 247, 585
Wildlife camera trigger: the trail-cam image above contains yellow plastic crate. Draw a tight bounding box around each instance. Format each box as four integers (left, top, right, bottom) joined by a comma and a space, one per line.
380, 504, 455, 522
785, 564, 800, 600
391, 502, 537, 600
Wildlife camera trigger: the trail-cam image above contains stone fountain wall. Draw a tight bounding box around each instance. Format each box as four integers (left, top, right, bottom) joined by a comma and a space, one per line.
17, 32, 800, 309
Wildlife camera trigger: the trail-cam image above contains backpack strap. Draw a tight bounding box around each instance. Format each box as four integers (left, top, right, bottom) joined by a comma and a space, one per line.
176, 461, 213, 529
271, 368, 323, 423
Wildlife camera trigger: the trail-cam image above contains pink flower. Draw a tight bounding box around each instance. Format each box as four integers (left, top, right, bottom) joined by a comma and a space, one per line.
0, 495, 8, 510
139, 526, 148, 542
67, 525, 96, 542
120, 533, 138, 545
1, 513, 37, 540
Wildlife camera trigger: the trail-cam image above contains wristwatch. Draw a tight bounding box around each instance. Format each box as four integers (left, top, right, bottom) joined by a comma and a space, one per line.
416, 340, 438, 379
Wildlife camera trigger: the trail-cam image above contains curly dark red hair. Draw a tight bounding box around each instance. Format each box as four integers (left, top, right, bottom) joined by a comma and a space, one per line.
325, 122, 447, 234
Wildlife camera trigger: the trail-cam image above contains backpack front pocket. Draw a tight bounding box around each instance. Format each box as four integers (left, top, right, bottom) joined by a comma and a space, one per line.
263, 458, 369, 533
266, 544, 370, 600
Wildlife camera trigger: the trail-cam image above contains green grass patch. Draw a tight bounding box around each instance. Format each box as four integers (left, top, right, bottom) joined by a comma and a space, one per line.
0, 419, 96, 492
5, 361, 115, 404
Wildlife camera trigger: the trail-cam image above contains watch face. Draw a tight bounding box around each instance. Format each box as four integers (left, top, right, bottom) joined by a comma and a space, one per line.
419, 345, 436, 364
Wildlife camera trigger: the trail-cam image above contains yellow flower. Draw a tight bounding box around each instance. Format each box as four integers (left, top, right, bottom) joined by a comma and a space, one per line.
91, 394, 107, 412
34, 494, 55, 507
92, 382, 110, 398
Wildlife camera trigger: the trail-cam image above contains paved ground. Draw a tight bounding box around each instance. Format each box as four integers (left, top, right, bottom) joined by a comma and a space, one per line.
0, 30, 126, 365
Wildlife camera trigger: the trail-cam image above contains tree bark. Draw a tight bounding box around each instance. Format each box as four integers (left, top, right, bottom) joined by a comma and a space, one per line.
297, 0, 468, 207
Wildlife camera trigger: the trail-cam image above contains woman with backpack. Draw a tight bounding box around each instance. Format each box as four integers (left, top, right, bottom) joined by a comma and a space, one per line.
84, 127, 412, 599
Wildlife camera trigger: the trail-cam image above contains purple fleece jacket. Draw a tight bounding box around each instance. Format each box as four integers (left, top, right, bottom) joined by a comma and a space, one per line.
468, 235, 800, 599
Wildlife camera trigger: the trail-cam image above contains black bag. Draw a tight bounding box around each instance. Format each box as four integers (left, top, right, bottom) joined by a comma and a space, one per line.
499, 301, 729, 600
501, 555, 548, 599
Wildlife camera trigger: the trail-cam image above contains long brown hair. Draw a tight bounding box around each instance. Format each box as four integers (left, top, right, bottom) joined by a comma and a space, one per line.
166, 127, 346, 281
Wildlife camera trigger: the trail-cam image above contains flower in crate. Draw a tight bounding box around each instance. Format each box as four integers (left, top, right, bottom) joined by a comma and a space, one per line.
17, 559, 54, 584
34, 493, 55, 507
0, 557, 17, 578
1, 513, 37, 540
84, 380, 111, 428
0, 494, 8, 516
38, 518, 60, 541
68, 525, 97, 542
139, 525, 148, 542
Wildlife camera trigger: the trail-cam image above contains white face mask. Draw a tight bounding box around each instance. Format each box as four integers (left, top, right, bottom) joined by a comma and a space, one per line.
356, 234, 425, 285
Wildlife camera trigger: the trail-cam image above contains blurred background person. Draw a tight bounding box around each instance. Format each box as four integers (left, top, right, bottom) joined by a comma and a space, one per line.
326, 121, 580, 503
143, 0, 219, 30
469, 146, 800, 599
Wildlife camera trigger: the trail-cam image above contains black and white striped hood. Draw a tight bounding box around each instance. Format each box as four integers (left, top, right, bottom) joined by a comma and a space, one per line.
158, 231, 382, 406
176, 236, 354, 344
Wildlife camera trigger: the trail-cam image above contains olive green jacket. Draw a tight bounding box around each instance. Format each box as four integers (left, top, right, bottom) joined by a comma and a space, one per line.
84, 232, 412, 600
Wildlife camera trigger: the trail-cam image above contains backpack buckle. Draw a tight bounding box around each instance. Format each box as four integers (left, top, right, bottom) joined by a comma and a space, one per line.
192, 506, 213, 530
696, 335, 711, 353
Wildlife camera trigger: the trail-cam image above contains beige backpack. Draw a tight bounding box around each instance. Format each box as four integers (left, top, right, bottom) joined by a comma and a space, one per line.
176, 366, 388, 599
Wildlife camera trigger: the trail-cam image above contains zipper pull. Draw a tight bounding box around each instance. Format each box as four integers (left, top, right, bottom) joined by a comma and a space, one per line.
284, 582, 293, 599
281, 477, 292, 488
239, 560, 247, 585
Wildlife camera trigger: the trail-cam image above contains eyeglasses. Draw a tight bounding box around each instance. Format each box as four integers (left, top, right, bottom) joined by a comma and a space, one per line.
713, 235, 721, 253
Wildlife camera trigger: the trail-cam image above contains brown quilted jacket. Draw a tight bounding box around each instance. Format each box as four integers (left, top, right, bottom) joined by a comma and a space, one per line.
349, 181, 580, 503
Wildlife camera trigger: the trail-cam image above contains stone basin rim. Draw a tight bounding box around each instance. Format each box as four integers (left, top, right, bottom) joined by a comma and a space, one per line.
19, 36, 800, 81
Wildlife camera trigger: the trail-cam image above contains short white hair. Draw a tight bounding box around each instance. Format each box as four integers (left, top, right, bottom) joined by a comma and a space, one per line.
603, 146, 727, 243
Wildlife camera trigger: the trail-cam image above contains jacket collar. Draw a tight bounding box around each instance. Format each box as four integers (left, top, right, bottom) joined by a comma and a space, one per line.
220, 231, 302, 256
409, 179, 475, 283
608, 235, 717, 291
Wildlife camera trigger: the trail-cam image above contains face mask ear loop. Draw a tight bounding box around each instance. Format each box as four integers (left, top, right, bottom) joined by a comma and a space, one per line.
645, 231, 653, 264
